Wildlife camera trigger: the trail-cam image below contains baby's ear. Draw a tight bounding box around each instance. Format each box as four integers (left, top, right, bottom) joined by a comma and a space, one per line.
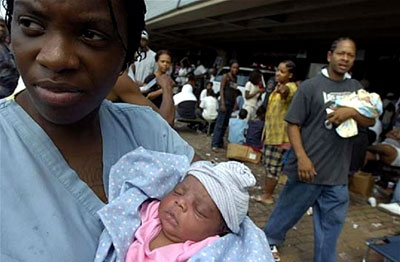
218, 221, 230, 236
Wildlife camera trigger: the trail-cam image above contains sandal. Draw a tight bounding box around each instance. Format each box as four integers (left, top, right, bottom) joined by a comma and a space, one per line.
270, 245, 280, 262
253, 195, 274, 205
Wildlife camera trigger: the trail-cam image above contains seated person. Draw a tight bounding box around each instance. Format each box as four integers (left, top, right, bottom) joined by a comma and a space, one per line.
199, 89, 218, 122
365, 127, 400, 216
95, 147, 273, 262
378, 181, 400, 216
366, 127, 400, 167
246, 106, 266, 150
199, 81, 213, 102
228, 109, 248, 145
174, 74, 197, 119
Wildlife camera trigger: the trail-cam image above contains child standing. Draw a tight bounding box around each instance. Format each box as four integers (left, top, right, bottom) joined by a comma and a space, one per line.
256, 60, 297, 204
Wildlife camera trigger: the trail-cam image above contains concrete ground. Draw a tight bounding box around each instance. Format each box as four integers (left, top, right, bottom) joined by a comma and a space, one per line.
176, 123, 400, 262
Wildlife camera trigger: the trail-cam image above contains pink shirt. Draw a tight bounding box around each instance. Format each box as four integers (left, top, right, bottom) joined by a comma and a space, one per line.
125, 201, 219, 262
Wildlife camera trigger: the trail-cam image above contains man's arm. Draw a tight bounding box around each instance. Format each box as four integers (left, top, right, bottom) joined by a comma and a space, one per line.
287, 123, 317, 182
326, 107, 375, 128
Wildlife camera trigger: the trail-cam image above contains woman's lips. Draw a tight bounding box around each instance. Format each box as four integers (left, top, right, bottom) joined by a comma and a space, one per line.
33, 83, 84, 106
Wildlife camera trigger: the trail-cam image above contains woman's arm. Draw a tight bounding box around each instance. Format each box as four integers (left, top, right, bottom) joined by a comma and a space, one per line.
219, 74, 228, 112
156, 74, 176, 126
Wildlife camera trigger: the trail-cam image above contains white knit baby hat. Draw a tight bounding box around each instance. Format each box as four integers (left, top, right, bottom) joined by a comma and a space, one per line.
183, 161, 256, 233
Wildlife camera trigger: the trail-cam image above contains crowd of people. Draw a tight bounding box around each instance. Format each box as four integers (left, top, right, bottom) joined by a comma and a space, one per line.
0, 0, 397, 261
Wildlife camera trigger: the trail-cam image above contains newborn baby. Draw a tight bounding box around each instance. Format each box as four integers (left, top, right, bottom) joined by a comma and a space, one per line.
125, 161, 255, 262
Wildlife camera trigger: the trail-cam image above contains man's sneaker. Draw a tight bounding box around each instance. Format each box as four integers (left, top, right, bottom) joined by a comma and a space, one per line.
377, 203, 400, 216
270, 245, 280, 262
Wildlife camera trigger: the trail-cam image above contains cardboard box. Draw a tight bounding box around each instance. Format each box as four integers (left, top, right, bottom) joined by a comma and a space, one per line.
349, 171, 375, 197
226, 143, 262, 164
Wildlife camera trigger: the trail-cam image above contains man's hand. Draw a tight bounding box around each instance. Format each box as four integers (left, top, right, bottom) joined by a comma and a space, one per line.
326, 107, 356, 126
297, 155, 317, 182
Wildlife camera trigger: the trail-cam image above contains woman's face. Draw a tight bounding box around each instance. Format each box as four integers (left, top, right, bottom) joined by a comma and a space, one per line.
157, 54, 171, 74
230, 62, 239, 76
275, 63, 292, 84
11, 0, 128, 124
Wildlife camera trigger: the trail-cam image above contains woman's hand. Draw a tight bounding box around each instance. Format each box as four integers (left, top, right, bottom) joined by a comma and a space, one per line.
157, 74, 175, 92
276, 83, 289, 98
146, 91, 159, 100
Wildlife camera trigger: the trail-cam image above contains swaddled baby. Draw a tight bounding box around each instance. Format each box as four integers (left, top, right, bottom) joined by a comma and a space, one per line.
125, 161, 255, 262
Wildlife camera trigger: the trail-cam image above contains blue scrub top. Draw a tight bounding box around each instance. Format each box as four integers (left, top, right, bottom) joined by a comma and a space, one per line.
0, 99, 194, 262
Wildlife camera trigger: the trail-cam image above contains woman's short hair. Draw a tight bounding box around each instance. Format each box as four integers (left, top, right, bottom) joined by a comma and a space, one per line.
155, 49, 172, 62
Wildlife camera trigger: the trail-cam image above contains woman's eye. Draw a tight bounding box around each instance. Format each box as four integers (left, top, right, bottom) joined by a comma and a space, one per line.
82, 30, 104, 41
18, 17, 44, 31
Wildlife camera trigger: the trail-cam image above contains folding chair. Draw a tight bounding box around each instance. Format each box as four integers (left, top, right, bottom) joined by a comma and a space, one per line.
362, 235, 400, 262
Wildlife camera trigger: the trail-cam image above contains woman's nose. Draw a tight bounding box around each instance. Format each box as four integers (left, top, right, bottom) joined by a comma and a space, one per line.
36, 33, 80, 73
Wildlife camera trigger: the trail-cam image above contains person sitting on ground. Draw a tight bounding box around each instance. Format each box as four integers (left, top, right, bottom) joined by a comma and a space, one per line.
95, 148, 274, 262
366, 127, 400, 167
246, 106, 266, 150
378, 181, 400, 216
234, 90, 244, 112
173, 74, 197, 119
228, 109, 249, 145
365, 128, 400, 216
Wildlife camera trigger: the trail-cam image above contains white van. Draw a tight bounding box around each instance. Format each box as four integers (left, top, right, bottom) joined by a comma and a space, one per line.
211, 66, 275, 96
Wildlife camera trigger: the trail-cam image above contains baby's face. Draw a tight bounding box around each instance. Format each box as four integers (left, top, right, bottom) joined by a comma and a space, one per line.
158, 175, 224, 243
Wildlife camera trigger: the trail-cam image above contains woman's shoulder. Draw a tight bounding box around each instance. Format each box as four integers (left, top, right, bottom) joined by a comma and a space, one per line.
101, 100, 156, 116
